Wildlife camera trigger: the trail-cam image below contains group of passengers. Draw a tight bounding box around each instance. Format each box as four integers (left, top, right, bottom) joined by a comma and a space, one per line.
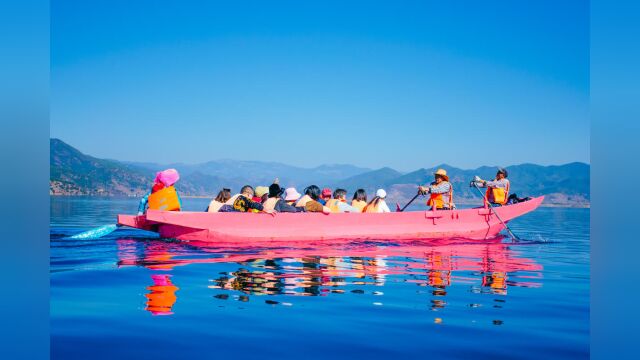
205, 167, 514, 214
140, 167, 517, 215
206, 182, 393, 214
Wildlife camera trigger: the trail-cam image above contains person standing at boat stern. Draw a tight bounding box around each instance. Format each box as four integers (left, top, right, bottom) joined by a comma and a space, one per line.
476, 168, 510, 206
419, 169, 454, 210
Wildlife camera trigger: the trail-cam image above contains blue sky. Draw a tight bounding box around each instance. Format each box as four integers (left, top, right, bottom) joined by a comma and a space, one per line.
51, 0, 589, 171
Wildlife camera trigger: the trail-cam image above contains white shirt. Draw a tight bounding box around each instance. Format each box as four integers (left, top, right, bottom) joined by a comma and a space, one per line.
377, 200, 391, 213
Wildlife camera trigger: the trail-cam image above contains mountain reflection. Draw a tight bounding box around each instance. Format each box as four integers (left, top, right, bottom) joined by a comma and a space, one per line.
116, 238, 542, 316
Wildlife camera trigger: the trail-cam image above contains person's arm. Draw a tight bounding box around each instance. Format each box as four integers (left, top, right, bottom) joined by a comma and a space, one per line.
484, 179, 508, 188
429, 182, 451, 194
275, 200, 298, 213
247, 198, 264, 211
337, 202, 358, 213
137, 191, 151, 215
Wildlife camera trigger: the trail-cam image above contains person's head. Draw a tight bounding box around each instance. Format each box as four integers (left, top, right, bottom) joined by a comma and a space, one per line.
434, 168, 449, 184
240, 185, 254, 197
254, 186, 269, 202
376, 189, 387, 199
268, 183, 284, 198
333, 188, 347, 200
215, 188, 231, 202
496, 167, 508, 180
284, 187, 301, 202
304, 185, 321, 200
155, 168, 180, 187
321, 188, 333, 200
352, 189, 367, 202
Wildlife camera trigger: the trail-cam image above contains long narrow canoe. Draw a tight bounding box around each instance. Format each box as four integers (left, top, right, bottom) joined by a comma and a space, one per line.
117, 196, 544, 243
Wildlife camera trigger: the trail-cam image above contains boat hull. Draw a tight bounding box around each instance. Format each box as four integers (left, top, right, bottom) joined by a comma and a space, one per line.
117, 196, 544, 243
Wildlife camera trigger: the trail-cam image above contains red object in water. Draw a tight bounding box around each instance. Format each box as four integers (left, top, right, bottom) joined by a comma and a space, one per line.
118, 196, 544, 243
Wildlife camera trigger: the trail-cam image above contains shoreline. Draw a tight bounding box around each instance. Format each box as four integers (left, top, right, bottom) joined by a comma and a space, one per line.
49, 194, 590, 209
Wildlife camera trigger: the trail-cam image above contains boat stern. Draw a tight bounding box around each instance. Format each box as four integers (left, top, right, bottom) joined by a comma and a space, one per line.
117, 214, 156, 231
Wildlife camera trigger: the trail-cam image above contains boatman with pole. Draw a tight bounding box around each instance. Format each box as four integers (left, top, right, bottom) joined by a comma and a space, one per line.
475, 167, 510, 206
418, 168, 455, 210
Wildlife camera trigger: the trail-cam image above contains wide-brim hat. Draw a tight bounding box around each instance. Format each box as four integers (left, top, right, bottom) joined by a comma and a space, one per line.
269, 183, 284, 198
284, 187, 301, 201
434, 168, 449, 181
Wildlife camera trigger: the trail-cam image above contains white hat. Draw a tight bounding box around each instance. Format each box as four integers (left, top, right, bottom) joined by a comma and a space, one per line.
376, 189, 387, 198
284, 187, 302, 201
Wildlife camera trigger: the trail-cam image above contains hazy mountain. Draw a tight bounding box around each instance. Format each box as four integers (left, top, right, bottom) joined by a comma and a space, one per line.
126, 160, 370, 188
332, 167, 403, 191
50, 138, 590, 206
50, 138, 151, 195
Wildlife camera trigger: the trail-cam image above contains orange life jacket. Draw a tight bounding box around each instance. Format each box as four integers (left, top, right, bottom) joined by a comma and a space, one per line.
363, 200, 380, 213
325, 199, 342, 213
426, 183, 453, 209
351, 200, 367, 212
148, 186, 181, 211
485, 180, 510, 205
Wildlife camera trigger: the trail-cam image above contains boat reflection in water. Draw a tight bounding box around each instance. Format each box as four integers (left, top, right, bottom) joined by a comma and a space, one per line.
117, 237, 542, 316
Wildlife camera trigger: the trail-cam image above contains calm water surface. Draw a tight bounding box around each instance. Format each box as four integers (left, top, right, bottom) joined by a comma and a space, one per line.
51, 197, 589, 359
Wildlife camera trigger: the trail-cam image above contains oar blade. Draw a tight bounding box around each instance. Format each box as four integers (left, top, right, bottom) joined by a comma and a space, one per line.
68, 224, 118, 240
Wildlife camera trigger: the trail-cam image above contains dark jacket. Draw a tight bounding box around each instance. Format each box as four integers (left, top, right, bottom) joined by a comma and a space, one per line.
273, 199, 304, 213
232, 195, 264, 212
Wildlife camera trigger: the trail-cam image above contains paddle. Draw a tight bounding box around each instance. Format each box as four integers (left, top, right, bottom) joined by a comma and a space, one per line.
396, 191, 422, 212
68, 224, 120, 240
470, 179, 520, 241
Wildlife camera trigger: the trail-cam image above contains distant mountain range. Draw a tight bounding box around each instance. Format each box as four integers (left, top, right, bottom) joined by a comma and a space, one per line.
50, 138, 590, 207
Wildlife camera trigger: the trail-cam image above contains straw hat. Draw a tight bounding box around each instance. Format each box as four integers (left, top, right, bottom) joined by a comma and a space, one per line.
434, 168, 449, 181
255, 186, 269, 198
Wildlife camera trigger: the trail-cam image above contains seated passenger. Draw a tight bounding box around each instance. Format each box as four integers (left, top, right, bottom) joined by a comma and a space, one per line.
284, 187, 302, 206
363, 189, 391, 213
325, 189, 359, 213
418, 168, 454, 210
296, 185, 330, 213
138, 168, 181, 215
253, 186, 269, 204
207, 188, 231, 212
263, 183, 304, 212
476, 167, 510, 206
351, 189, 368, 212
319, 188, 333, 205
220, 185, 273, 213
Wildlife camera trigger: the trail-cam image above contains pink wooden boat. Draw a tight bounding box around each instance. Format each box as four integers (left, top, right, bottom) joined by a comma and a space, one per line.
117, 196, 543, 243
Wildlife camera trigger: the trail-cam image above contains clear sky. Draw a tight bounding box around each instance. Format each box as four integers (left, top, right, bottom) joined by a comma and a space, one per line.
51, 0, 589, 171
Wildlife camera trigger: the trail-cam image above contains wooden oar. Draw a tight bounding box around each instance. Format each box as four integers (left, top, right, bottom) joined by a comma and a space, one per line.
396, 192, 422, 212
471, 181, 520, 241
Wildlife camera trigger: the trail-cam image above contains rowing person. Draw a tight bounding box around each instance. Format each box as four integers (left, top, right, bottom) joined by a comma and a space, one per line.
476, 167, 510, 206
418, 168, 454, 210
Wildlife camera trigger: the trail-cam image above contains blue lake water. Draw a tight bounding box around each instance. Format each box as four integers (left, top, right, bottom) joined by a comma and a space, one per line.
50, 196, 589, 359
